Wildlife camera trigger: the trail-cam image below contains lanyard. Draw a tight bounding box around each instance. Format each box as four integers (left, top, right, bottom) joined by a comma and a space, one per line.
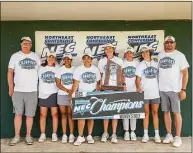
144, 60, 151, 68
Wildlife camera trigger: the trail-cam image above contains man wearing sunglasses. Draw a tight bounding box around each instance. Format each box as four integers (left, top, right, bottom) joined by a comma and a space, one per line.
158, 36, 189, 147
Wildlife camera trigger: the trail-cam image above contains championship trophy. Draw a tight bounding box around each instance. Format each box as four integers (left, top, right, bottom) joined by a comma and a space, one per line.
101, 59, 124, 91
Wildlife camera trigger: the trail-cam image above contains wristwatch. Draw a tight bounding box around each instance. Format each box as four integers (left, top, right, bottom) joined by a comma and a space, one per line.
122, 83, 126, 86
181, 89, 186, 91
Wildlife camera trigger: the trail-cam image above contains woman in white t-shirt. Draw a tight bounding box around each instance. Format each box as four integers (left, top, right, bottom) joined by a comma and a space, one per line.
136, 46, 161, 143
55, 54, 75, 143
98, 43, 124, 143
72, 53, 101, 146
38, 52, 58, 143
122, 46, 139, 141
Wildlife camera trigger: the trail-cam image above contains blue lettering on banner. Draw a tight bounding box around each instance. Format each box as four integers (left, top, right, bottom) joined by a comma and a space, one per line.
41, 35, 77, 64
123, 66, 136, 78
128, 35, 156, 43
81, 72, 96, 84
44, 36, 74, 44
18, 58, 37, 69
159, 57, 175, 69
127, 35, 158, 58
42, 43, 76, 55
143, 67, 158, 79
84, 36, 117, 60
86, 36, 116, 44
41, 71, 55, 84
61, 73, 73, 85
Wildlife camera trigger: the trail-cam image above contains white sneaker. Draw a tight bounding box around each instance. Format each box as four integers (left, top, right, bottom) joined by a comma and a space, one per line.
111, 134, 118, 143
101, 132, 109, 142
87, 135, 94, 144
124, 132, 130, 141
69, 134, 75, 143
38, 133, 46, 143
130, 132, 137, 141
173, 136, 182, 147
52, 133, 58, 142
74, 136, 85, 146
163, 134, 174, 144
61, 134, 68, 143
142, 134, 149, 143
154, 135, 161, 143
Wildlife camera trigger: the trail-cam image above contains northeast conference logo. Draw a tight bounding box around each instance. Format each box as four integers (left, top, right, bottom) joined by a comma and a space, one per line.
41, 36, 77, 63
143, 67, 158, 79
61, 73, 73, 85
19, 58, 37, 69
41, 71, 55, 84
128, 35, 156, 43
84, 36, 117, 60
123, 66, 136, 78
128, 35, 159, 58
81, 72, 96, 84
73, 96, 144, 116
159, 57, 175, 69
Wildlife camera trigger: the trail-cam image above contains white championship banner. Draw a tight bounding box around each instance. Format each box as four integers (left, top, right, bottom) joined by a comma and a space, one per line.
35, 30, 164, 66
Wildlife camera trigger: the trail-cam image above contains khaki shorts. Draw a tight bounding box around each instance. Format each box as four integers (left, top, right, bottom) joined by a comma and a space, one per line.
144, 98, 160, 104
57, 95, 70, 106
12, 91, 38, 117
160, 91, 181, 113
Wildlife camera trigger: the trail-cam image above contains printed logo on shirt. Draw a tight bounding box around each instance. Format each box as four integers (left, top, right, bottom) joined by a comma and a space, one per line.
19, 58, 37, 69
123, 66, 136, 78
81, 72, 96, 84
41, 71, 55, 84
159, 57, 175, 69
143, 67, 158, 79
61, 73, 73, 85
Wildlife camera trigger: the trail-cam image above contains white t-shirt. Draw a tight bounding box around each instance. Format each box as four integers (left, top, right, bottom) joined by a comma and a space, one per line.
136, 60, 159, 100
55, 65, 75, 95
73, 64, 101, 92
8, 51, 41, 92
158, 50, 189, 92
123, 60, 140, 92
38, 66, 58, 99
98, 56, 124, 86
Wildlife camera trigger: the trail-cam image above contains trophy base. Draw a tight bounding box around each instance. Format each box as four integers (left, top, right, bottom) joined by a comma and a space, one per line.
101, 85, 124, 91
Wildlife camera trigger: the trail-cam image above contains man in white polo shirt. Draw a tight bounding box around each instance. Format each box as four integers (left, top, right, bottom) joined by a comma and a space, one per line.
158, 36, 189, 147
7, 37, 41, 146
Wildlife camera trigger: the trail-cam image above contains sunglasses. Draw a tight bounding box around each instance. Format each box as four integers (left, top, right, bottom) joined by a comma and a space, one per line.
165, 41, 175, 44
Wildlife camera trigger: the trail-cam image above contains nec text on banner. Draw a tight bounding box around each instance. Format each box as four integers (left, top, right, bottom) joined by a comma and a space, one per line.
35, 30, 164, 67
122, 30, 164, 60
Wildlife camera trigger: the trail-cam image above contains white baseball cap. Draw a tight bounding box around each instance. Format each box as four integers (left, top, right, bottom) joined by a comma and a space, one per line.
63, 54, 73, 59
164, 36, 175, 42
82, 53, 93, 58
47, 52, 56, 57
140, 45, 154, 53
21, 36, 32, 42
104, 43, 116, 48
124, 46, 135, 53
